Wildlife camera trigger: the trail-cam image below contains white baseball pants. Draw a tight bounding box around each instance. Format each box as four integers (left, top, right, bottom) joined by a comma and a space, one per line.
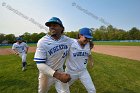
19, 53, 27, 62
65, 69, 96, 93
38, 72, 70, 93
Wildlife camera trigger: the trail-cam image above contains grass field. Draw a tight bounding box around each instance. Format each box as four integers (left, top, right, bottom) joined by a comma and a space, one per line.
0, 52, 140, 93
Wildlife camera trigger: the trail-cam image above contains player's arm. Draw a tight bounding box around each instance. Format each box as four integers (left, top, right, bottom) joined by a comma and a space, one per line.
34, 40, 55, 77
25, 46, 29, 54
24, 43, 29, 54
12, 49, 19, 55
12, 45, 19, 55
36, 62, 71, 83
36, 62, 55, 77
88, 54, 94, 68
34, 41, 71, 83
88, 41, 94, 68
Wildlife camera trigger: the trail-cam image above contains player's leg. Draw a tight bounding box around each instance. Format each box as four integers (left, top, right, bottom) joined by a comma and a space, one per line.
65, 69, 79, 86
79, 70, 96, 93
54, 68, 70, 93
38, 73, 54, 93
55, 80, 70, 93
21, 53, 27, 71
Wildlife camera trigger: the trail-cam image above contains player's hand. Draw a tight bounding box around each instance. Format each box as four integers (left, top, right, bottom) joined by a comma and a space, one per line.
53, 71, 71, 83
89, 61, 94, 68
15, 52, 19, 55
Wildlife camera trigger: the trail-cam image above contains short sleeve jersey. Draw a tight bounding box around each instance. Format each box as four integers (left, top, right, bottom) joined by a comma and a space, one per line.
12, 42, 28, 53
66, 39, 91, 71
34, 35, 73, 70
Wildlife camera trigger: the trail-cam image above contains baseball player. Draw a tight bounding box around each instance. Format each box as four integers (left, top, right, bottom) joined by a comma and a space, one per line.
65, 28, 96, 93
34, 17, 73, 93
12, 37, 29, 71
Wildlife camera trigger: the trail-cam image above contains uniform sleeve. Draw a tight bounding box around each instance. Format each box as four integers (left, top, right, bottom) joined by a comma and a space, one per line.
12, 44, 16, 50
34, 40, 47, 62
37, 64, 55, 77
34, 40, 55, 77
25, 43, 28, 48
66, 36, 74, 44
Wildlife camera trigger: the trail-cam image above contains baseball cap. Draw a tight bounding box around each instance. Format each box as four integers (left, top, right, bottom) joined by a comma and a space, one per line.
79, 28, 93, 39
16, 37, 22, 41
45, 17, 64, 28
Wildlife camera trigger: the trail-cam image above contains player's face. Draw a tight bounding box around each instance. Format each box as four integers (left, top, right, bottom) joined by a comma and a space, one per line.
79, 35, 91, 45
17, 40, 22, 43
48, 23, 63, 37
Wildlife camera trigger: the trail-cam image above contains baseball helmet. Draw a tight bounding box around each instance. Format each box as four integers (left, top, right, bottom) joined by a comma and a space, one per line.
45, 17, 64, 28
79, 28, 93, 38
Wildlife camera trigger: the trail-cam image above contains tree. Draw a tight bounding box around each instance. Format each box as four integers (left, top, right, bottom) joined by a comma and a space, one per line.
94, 26, 108, 40
94, 29, 103, 40
117, 29, 127, 40
30, 33, 39, 43
38, 32, 46, 39
5, 34, 15, 44
128, 27, 140, 40
22, 32, 31, 43
0, 33, 5, 43
65, 31, 78, 39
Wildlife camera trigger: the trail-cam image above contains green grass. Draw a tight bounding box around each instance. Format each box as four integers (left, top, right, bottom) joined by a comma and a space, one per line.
94, 42, 140, 46
0, 53, 38, 93
0, 45, 12, 48
0, 53, 140, 93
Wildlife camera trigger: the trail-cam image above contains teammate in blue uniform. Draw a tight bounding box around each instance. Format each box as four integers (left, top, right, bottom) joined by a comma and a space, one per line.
65, 28, 96, 93
34, 17, 73, 93
12, 37, 29, 71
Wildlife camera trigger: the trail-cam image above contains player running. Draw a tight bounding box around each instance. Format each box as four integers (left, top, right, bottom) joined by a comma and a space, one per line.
12, 37, 29, 71
65, 28, 96, 93
34, 17, 73, 93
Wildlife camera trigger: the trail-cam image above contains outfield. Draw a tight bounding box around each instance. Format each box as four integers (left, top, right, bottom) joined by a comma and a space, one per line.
0, 52, 140, 93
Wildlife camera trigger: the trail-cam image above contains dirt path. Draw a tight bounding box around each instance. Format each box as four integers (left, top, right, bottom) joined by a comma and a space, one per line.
0, 47, 36, 55
92, 45, 140, 61
0, 46, 140, 61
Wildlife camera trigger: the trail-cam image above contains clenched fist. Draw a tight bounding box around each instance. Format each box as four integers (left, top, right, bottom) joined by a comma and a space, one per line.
53, 71, 71, 83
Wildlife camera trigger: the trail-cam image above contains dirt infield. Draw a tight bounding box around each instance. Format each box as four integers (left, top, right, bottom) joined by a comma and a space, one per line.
0, 46, 140, 61
0, 47, 36, 55
93, 45, 140, 61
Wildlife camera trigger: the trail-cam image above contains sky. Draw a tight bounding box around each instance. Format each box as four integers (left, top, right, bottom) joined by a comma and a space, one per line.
0, 0, 140, 36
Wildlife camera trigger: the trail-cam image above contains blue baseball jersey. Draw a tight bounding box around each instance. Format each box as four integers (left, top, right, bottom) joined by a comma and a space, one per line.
34, 34, 73, 70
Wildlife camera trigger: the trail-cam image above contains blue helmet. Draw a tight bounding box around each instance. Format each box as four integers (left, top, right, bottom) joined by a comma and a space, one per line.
79, 28, 93, 38
45, 17, 64, 28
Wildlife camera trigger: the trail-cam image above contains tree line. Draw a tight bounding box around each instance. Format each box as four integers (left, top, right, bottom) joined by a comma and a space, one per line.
0, 25, 140, 44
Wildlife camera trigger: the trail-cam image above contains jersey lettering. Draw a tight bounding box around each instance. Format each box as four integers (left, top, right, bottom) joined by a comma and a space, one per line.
73, 52, 89, 57
48, 44, 68, 55
15, 46, 24, 50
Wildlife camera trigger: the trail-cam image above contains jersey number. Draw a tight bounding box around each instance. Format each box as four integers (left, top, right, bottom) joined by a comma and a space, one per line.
62, 50, 68, 58
84, 59, 88, 64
